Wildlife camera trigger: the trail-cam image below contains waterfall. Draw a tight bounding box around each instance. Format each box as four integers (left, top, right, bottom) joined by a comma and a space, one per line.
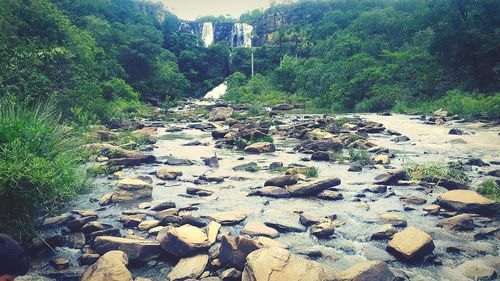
231, 23, 253, 48
201, 22, 214, 47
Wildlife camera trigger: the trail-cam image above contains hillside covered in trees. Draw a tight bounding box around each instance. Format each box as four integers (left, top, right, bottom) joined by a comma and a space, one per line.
226, 0, 499, 114
1, 0, 498, 123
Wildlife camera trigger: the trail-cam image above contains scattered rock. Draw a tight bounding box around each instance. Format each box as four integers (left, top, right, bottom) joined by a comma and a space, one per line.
93, 236, 161, 262
112, 178, 152, 202
80, 251, 133, 281
233, 162, 259, 172
373, 155, 390, 164
387, 227, 435, 262
151, 201, 176, 211
438, 214, 474, 231
449, 128, 464, 135
374, 169, 406, 185
50, 258, 70, 270
379, 213, 407, 227
187, 187, 213, 197
241, 221, 279, 238
168, 255, 208, 281
438, 190, 497, 215
158, 224, 210, 257
336, 261, 395, 281
317, 190, 344, 201
248, 186, 291, 198
204, 211, 247, 225
209, 107, 234, 121
310, 221, 336, 238
264, 175, 297, 187
244, 142, 276, 154
156, 168, 183, 180
311, 151, 330, 161
287, 178, 341, 196
242, 247, 336, 281
371, 224, 397, 240
219, 235, 263, 270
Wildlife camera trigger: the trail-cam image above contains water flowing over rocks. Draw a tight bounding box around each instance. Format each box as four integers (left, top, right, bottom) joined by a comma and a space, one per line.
32, 100, 500, 280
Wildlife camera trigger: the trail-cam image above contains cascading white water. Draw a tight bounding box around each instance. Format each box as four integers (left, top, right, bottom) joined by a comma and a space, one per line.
201, 22, 214, 47
203, 83, 227, 100
231, 23, 253, 48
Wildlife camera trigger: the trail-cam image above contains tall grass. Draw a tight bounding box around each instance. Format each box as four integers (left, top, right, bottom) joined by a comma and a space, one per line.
393, 90, 500, 118
0, 100, 88, 241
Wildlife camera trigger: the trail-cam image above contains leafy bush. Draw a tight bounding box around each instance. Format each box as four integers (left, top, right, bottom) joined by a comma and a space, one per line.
348, 148, 372, 165
0, 100, 88, 241
477, 180, 500, 202
409, 90, 500, 118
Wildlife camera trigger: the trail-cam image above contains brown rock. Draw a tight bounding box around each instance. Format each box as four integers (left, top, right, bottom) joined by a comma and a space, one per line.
387, 227, 434, 262
93, 236, 161, 262
80, 251, 133, 281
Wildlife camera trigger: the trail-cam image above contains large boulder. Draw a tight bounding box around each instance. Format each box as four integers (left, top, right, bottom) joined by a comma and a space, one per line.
219, 236, 263, 270
437, 190, 497, 215
167, 254, 208, 281
287, 178, 341, 196
244, 142, 276, 154
386, 227, 434, 262
93, 236, 161, 262
112, 178, 152, 202
80, 251, 133, 281
336, 261, 395, 281
209, 107, 234, 121
242, 247, 336, 281
157, 225, 211, 257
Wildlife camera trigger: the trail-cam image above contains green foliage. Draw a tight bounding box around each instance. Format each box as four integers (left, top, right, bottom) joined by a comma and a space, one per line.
348, 148, 372, 166
477, 180, 500, 202
405, 162, 469, 185
231, 0, 498, 113
0, 100, 88, 241
234, 135, 274, 149
87, 163, 122, 176
403, 90, 500, 118
305, 167, 319, 178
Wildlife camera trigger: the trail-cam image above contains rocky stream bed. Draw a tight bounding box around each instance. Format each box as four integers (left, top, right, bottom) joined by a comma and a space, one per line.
21, 100, 500, 281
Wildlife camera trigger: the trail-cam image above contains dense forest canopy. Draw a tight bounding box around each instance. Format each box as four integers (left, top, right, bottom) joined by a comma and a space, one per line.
0, 0, 499, 122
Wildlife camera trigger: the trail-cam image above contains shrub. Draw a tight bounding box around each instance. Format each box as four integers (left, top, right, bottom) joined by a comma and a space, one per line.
348, 148, 372, 165
0, 100, 88, 241
477, 180, 500, 202
405, 162, 469, 185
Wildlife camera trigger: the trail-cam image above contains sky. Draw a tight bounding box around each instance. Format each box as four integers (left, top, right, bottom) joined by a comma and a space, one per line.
152, 0, 294, 20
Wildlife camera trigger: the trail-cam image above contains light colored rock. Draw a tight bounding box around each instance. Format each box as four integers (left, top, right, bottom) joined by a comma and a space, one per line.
80, 250, 133, 281
204, 211, 247, 225
373, 155, 390, 164
242, 247, 336, 281
168, 255, 208, 281
93, 236, 161, 262
379, 213, 407, 227
336, 261, 395, 281
158, 224, 210, 257
387, 227, 434, 262
138, 220, 160, 231
99, 193, 113, 206
287, 178, 341, 196
371, 224, 397, 240
455, 257, 499, 281
207, 221, 221, 243
438, 214, 474, 231
438, 190, 497, 215
264, 175, 297, 187
241, 221, 279, 238
156, 168, 183, 180
112, 178, 152, 202
310, 222, 336, 238
244, 142, 276, 154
